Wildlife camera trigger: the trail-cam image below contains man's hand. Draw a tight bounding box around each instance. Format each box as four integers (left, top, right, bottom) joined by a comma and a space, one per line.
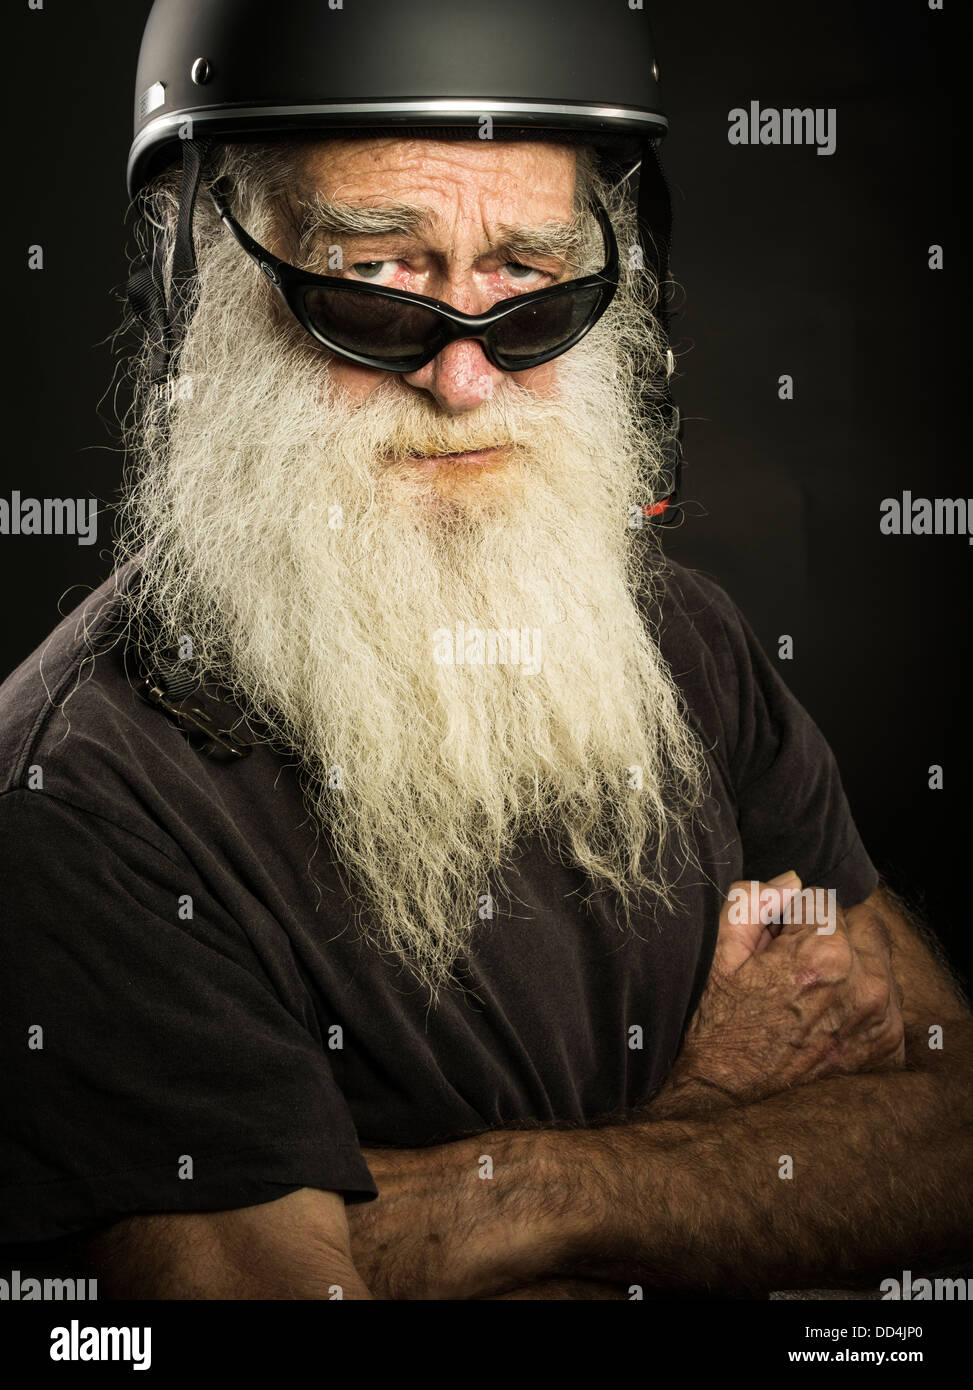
660, 873, 906, 1111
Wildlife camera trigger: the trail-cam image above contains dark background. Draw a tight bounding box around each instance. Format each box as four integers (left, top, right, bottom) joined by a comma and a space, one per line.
4, 1, 970, 983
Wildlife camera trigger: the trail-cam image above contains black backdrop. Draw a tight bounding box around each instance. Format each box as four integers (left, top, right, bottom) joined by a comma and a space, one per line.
4, 1, 970, 985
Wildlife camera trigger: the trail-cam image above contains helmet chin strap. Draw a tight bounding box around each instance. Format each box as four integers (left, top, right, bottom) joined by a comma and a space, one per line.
634, 137, 683, 522
125, 137, 213, 390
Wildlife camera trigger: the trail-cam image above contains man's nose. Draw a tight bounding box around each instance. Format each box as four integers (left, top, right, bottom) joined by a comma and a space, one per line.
400, 336, 507, 414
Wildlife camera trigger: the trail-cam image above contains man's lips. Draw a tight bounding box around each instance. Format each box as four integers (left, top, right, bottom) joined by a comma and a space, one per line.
401, 446, 506, 468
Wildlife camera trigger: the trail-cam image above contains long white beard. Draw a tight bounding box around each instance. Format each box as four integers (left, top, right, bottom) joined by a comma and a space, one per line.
117, 182, 708, 996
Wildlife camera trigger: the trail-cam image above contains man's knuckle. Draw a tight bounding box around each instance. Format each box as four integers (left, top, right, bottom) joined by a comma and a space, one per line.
798, 933, 852, 983
858, 974, 893, 1020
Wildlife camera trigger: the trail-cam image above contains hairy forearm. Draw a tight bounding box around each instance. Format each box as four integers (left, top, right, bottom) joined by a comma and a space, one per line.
487, 1039, 973, 1296
468, 1078, 732, 1299
351, 1065, 728, 1299
351, 882, 973, 1300
353, 1033, 973, 1299
355, 1036, 971, 1299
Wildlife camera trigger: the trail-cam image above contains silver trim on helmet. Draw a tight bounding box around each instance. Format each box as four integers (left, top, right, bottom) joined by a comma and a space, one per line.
129, 99, 667, 189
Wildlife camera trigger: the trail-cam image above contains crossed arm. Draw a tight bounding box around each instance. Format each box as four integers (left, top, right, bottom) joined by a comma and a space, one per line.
89, 878, 973, 1299
343, 879, 973, 1299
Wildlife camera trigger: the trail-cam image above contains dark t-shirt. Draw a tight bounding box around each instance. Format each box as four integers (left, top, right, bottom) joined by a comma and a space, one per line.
0, 556, 878, 1260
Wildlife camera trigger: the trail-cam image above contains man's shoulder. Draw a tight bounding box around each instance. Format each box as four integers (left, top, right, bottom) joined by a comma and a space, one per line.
0, 563, 179, 824
642, 553, 750, 666
0, 565, 299, 880
0, 568, 132, 792
635, 552, 768, 768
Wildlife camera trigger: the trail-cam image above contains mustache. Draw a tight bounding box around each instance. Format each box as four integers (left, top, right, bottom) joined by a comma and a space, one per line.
330, 376, 562, 468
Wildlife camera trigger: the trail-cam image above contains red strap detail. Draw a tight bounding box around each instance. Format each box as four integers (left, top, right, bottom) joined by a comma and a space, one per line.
642, 498, 671, 516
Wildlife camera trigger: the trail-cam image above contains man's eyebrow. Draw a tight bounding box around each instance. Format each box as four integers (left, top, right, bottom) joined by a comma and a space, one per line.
294, 191, 591, 270
492, 220, 587, 269
295, 192, 437, 248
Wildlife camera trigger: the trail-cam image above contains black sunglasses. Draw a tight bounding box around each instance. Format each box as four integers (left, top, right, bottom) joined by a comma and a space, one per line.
208, 181, 620, 373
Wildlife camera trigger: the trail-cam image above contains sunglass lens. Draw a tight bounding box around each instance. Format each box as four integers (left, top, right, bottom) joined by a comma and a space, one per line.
491, 286, 606, 364
302, 285, 444, 365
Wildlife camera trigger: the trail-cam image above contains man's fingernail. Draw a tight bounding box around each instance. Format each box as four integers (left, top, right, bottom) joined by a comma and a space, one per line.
768, 870, 801, 887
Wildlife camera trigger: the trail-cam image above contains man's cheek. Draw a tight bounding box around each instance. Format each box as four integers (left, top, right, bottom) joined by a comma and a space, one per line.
513, 360, 560, 399
328, 361, 390, 405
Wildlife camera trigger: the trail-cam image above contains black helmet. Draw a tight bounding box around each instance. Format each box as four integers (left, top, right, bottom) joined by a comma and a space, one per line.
126, 0, 683, 516
129, 0, 670, 198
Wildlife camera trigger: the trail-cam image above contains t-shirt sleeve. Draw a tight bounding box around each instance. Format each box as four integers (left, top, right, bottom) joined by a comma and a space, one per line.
688, 570, 879, 909
0, 788, 378, 1245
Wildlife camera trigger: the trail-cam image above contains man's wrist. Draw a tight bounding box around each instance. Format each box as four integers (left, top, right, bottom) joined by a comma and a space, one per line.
643, 1065, 739, 1119
484, 1121, 670, 1287
468, 1127, 581, 1292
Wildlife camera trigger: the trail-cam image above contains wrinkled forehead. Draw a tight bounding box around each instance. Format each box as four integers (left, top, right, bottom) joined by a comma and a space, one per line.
289, 136, 580, 221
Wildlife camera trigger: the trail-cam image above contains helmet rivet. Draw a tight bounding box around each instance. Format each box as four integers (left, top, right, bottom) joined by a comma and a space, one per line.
191, 57, 212, 85
651, 61, 660, 82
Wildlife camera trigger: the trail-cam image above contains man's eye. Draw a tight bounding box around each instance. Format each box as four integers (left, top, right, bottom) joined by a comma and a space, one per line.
503, 263, 544, 285
349, 260, 399, 284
